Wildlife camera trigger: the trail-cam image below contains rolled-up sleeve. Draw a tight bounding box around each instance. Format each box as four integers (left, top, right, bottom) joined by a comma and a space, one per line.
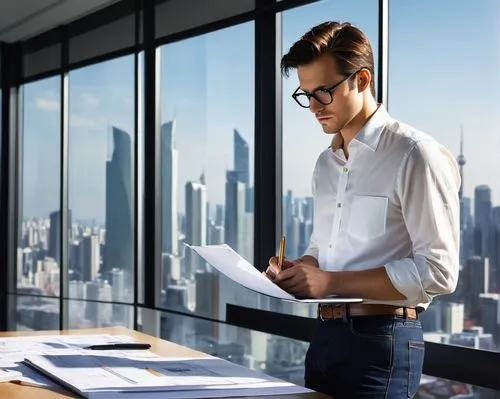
384, 140, 461, 305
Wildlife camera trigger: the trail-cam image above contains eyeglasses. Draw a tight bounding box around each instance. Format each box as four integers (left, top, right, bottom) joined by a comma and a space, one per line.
292, 70, 359, 108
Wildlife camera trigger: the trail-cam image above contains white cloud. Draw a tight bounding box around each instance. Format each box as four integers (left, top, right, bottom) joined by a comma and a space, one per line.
80, 92, 100, 107
35, 97, 59, 112
70, 114, 104, 130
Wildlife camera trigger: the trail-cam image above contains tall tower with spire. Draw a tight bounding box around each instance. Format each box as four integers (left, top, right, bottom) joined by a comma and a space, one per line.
457, 125, 466, 199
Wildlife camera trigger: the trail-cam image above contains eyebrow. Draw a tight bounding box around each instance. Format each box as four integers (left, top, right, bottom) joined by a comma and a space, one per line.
298, 84, 331, 94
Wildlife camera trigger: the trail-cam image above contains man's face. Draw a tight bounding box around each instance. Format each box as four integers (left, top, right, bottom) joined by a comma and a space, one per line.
296, 54, 361, 134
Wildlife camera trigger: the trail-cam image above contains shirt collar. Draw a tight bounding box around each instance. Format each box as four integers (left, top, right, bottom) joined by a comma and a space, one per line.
330, 104, 390, 152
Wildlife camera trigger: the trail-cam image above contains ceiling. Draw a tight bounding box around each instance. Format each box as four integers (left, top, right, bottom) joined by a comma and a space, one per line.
0, 0, 121, 43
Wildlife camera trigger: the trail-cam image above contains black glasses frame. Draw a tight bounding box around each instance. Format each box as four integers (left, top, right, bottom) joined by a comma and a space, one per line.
291, 70, 360, 108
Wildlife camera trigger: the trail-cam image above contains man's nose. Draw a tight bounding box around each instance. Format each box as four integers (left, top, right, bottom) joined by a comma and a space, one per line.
309, 97, 324, 113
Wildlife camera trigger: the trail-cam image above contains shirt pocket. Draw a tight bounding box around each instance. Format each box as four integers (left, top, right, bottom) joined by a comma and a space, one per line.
347, 195, 388, 241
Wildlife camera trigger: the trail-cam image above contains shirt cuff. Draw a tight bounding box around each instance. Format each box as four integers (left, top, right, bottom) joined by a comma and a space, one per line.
384, 258, 430, 305
303, 246, 319, 260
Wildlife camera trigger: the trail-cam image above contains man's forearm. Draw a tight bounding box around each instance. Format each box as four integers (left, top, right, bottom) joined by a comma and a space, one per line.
327, 267, 407, 301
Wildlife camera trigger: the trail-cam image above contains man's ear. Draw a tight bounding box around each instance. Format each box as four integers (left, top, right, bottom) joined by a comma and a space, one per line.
357, 68, 371, 92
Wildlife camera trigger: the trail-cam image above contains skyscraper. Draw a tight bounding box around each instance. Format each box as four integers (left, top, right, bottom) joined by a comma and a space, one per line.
284, 190, 294, 234
82, 235, 100, 282
109, 267, 131, 325
464, 256, 489, 319
48, 210, 72, 264
185, 180, 207, 276
161, 120, 179, 255
225, 171, 246, 252
287, 216, 300, 260
234, 129, 249, 185
474, 185, 492, 257
104, 126, 133, 283
85, 280, 112, 327
215, 204, 224, 226
233, 129, 253, 212
475, 185, 491, 231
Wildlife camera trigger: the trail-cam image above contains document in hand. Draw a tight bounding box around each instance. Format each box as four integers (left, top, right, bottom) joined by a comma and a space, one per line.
24, 353, 313, 398
186, 244, 362, 304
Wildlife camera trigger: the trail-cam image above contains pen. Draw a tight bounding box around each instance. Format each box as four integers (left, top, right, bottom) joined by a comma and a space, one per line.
85, 343, 151, 350
278, 235, 286, 272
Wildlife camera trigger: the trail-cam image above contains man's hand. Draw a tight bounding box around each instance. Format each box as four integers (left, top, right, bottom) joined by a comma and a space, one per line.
274, 262, 332, 299
263, 255, 320, 281
262, 256, 296, 281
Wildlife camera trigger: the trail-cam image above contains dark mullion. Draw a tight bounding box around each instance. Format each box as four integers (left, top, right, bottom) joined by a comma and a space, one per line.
142, 0, 161, 309
0, 43, 22, 330
254, 0, 279, 271
59, 26, 70, 330
133, 0, 141, 331
377, 0, 389, 106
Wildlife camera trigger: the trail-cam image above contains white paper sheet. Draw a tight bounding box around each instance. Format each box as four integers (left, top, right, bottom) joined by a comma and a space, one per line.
0, 334, 151, 389
187, 244, 363, 304
0, 334, 142, 365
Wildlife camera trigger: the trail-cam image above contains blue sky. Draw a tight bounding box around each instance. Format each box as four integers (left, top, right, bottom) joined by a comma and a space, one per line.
21, 0, 500, 223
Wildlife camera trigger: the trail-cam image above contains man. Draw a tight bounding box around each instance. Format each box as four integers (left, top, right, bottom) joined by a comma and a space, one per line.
265, 21, 460, 398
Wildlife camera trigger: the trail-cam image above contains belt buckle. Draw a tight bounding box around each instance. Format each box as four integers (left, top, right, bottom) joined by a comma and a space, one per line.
332, 304, 346, 321
319, 305, 328, 321
319, 304, 346, 321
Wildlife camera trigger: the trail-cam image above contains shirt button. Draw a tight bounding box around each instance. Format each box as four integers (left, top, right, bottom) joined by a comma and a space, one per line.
343, 167, 348, 173
329, 244, 332, 248
337, 203, 342, 208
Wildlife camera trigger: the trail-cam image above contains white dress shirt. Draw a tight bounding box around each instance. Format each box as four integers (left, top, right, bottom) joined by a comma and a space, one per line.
304, 105, 461, 309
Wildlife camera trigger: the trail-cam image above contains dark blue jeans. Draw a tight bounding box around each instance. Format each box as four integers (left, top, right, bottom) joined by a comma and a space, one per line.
305, 315, 424, 398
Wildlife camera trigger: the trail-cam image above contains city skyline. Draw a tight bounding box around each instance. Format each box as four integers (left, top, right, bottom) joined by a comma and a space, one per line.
17, 142, 500, 348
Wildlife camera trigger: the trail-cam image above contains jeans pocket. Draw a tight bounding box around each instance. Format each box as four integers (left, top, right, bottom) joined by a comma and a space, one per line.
349, 318, 394, 373
408, 340, 425, 398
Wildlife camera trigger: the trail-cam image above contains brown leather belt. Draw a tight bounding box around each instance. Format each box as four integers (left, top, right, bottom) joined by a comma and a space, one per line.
317, 303, 419, 321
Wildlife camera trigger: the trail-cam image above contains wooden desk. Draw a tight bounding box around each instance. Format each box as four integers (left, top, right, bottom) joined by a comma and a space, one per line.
0, 327, 329, 399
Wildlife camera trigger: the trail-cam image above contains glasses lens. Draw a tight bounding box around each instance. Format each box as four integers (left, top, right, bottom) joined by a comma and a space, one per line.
314, 90, 332, 105
294, 93, 310, 107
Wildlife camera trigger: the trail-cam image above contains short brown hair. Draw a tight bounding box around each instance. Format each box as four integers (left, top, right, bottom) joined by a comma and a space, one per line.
281, 21, 376, 97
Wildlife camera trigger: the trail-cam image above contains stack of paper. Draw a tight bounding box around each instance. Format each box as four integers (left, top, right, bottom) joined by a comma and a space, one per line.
24, 353, 313, 398
0, 334, 149, 388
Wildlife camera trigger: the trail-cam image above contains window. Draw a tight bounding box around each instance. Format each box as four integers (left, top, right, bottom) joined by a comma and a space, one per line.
68, 56, 135, 328
279, 0, 379, 316
389, 0, 500, 353
158, 22, 257, 327
16, 77, 61, 330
